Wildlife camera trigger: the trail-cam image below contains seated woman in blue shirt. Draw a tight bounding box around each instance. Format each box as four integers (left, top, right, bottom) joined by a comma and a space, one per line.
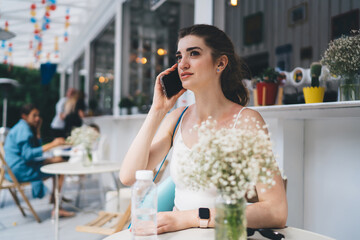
4, 103, 74, 217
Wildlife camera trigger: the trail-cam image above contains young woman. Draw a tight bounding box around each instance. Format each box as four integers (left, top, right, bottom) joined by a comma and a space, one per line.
120, 24, 287, 233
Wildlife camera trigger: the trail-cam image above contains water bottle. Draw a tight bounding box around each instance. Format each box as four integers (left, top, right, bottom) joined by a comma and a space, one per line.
131, 170, 157, 240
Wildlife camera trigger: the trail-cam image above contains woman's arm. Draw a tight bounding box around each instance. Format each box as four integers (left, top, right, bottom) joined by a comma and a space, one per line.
119, 64, 186, 186
157, 208, 216, 234
119, 108, 170, 186
246, 174, 288, 228
78, 109, 85, 119
241, 108, 288, 228
157, 174, 287, 234
42, 137, 65, 152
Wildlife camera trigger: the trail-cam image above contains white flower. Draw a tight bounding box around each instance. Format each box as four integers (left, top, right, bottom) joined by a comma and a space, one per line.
321, 31, 360, 76
178, 116, 279, 201
66, 125, 100, 150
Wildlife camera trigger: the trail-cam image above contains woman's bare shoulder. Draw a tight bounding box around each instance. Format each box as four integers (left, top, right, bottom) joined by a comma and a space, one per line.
160, 105, 190, 131
242, 107, 261, 117
240, 107, 266, 124
166, 106, 189, 121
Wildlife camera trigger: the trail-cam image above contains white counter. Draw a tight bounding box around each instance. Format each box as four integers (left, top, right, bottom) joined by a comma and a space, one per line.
252, 101, 360, 119
251, 101, 360, 240
86, 101, 360, 240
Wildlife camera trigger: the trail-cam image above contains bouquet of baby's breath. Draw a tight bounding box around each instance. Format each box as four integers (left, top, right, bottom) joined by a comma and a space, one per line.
321, 30, 360, 76
178, 117, 279, 202
66, 125, 99, 150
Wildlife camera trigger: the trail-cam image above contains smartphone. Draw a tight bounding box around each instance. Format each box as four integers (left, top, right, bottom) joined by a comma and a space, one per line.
160, 68, 183, 98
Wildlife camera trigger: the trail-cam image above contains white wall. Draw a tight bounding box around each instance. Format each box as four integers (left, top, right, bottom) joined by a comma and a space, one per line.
303, 118, 360, 240
194, 0, 213, 24
257, 103, 360, 240
224, 0, 360, 69
85, 115, 146, 163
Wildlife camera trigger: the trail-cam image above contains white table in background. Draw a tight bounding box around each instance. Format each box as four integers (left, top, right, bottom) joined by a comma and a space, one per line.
103, 227, 335, 240
41, 161, 122, 240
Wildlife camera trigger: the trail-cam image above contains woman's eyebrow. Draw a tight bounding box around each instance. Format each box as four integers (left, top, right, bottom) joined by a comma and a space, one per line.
176, 46, 202, 55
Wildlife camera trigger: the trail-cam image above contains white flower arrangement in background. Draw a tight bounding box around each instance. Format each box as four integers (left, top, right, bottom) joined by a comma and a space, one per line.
321, 30, 360, 76
178, 117, 279, 202
66, 125, 100, 152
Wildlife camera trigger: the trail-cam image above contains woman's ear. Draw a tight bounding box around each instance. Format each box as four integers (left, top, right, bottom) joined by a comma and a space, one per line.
217, 55, 229, 71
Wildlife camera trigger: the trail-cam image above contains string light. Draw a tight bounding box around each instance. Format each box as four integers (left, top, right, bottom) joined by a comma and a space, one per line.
230, 0, 238, 6
157, 48, 167, 56
99, 76, 105, 83
64, 8, 70, 42
136, 57, 148, 64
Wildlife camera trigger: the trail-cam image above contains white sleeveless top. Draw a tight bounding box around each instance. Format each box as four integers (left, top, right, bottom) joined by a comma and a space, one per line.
170, 107, 246, 210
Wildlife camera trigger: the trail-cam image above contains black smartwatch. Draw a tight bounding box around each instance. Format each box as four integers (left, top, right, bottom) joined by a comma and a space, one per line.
198, 208, 210, 228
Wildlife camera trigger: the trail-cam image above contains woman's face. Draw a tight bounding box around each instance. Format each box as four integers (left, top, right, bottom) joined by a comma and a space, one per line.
22, 109, 40, 128
176, 35, 218, 91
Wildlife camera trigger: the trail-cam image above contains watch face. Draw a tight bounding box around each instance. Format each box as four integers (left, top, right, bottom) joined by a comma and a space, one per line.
199, 208, 210, 219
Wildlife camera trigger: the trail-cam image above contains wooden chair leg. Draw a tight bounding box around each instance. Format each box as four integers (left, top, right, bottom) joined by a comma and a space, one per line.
17, 188, 41, 223
8, 188, 26, 217
0, 189, 6, 208
114, 203, 131, 233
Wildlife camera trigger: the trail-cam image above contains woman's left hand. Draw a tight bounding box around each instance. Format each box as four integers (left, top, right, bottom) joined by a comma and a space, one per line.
157, 210, 197, 234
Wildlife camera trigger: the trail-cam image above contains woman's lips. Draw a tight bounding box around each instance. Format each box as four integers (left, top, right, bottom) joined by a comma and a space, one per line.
180, 72, 193, 79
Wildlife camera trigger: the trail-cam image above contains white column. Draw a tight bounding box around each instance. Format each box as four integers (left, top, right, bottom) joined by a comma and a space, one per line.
113, 0, 125, 116
213, 0, 225, 30
194, 0, 213, 24
67, 67, 74, 88
84, 44, 91, 106
60, 70, 66, 97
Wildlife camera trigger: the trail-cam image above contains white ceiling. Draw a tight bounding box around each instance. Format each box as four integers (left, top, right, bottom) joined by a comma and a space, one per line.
0, 0, 101, 68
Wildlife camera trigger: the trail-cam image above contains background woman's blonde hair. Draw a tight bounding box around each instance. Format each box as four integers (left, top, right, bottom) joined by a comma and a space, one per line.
64, 90, 79, 116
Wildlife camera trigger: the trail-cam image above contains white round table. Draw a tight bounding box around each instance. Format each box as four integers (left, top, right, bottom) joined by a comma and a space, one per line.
103, 227, 335, 240
41, 161, 122, 240
40, 161, 122, 175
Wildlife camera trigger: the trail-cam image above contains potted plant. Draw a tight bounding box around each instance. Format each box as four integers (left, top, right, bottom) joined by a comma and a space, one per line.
133, 90, 148, 113
256, 67, 279, 105
303, 62, 325, 103
119, 96, 134, 115
320, 30, 360, 101
88, 98, 98, 116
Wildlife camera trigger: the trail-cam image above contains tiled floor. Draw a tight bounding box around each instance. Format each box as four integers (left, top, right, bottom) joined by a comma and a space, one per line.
0, 176, 123, 240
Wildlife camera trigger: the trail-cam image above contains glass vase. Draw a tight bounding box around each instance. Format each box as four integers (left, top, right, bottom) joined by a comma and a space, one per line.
215, 194, 246, 240
339, 73, 360, 101
82, 148, 93, 167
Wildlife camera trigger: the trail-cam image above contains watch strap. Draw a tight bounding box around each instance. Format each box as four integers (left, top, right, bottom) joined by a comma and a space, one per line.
199, 219, 209, 228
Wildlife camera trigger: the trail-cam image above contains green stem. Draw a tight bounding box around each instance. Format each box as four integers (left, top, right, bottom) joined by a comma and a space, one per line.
86, 149, 92, 162
215, 197, 246, 240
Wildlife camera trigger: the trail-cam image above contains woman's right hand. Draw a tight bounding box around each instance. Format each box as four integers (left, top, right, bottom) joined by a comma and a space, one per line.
151, 64, 186, 113
52, 137, 65, 147
42, 137, 66, 152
